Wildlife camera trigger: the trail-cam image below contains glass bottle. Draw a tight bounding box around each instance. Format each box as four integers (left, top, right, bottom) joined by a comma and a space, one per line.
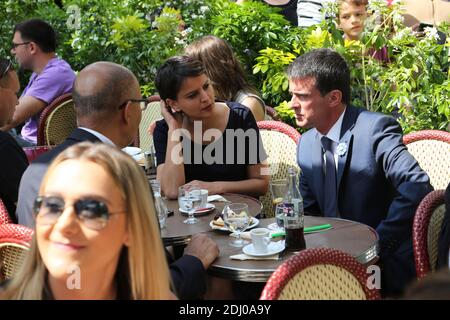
283, 167, 306, 251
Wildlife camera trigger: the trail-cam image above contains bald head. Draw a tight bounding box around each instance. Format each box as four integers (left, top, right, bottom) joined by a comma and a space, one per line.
73, 62, 139, 124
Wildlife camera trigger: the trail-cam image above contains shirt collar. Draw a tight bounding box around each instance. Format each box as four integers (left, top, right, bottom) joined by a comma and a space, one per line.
318, 107, 347, 143
78, 127, 115, 146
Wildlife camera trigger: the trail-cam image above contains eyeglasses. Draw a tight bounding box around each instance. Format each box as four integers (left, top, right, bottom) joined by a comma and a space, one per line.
33, 196, 126, 230
11, 41, 31, 50
0, 59, 12, 79
118, 98, 149, 111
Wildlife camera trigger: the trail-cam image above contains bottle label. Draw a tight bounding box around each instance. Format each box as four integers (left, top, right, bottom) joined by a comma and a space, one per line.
282, 203, 304, 228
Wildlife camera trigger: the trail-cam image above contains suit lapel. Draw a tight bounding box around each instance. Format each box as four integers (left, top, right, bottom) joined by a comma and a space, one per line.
337, 107, 359, 192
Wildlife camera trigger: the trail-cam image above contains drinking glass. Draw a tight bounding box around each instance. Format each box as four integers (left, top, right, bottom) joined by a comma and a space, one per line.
222, 203, 251, 247
178, 186, 201, 224
274, 203, 287, 229
269, 179, 287, 230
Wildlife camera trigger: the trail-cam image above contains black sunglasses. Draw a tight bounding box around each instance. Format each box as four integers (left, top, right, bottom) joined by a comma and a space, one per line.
33, 196, 125, 230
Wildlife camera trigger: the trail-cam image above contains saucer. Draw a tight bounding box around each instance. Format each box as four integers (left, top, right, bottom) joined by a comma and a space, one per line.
179, 203, 215, 216
242, 241, 285, 257
210, 217, 259, 231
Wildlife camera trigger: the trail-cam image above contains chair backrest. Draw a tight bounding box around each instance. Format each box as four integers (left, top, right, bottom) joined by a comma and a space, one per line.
403, 130, 450, 190
413, 189, 446, 279
257, 121, 301, 218
0, 224, 33, 280
260, 248, 380, 300
38, 93, 76, 146
264, 106, 280, 121
0, 198, 12, 225
22, 145, 54, 163
139, 95, 162, 152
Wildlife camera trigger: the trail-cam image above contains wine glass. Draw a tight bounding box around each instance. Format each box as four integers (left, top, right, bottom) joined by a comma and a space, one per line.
178, 186, 201, 224
222, 203, 251, 247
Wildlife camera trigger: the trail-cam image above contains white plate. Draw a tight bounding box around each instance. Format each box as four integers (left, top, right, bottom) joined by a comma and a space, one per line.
179, 203, 216, 215
210, 217, 259, 232
267, 222, 283, 231
122, 147, 142, 156
243, 241, 285, 257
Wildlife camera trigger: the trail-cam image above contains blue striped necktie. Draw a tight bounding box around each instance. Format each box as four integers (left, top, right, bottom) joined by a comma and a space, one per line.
321, 136, 338, 217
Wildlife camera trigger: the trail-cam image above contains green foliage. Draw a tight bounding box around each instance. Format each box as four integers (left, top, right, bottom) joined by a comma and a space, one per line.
252, 0, 450, 133
211, 0, 303, 87
0, 0, 447, 133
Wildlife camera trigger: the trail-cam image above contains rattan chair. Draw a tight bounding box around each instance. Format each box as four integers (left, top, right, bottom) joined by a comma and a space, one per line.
0, 223, 33, 280
138, 95, 162, 152
257, 120, 300, 218
413, 189, 446, 279
403, 130, 450, 190
260, 248, 381, 300
37, 93, 76, 146
0, 198, 12, 225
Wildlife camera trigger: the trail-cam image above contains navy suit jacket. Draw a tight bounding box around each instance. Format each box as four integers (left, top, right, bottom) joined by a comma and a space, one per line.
297, 106, 433, 294
16, 128, 206, 299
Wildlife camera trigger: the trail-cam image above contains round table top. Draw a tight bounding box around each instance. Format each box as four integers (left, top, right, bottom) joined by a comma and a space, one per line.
207, 216, 379, 282
161, 193, 263, 246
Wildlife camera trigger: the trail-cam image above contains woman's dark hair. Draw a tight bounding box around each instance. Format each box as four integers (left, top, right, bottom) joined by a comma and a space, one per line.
14, 19, 57, 53
155, 55, 205, 100
286, 48, 351, 105
0, 58, 12, 79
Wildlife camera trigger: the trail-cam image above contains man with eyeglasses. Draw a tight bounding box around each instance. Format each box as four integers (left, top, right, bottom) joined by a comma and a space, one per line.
16, 61, 218, 300
0, 19, 75, 147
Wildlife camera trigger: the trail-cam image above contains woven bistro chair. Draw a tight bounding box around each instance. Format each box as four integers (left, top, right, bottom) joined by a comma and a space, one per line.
257, 120, 300, 217
413, 189, 446, 279
0, 223, 33, 280
260, 248, 381, 300
37, 93, 76, 146
403, 130, 450, 190
0, 198, 12, 225
138, 95, 162, 152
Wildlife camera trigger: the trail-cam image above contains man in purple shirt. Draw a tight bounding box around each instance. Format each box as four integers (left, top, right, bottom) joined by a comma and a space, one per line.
0, 19, 75, 146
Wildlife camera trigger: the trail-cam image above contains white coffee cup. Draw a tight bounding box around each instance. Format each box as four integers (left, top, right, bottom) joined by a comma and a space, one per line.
250, 228, 271, 253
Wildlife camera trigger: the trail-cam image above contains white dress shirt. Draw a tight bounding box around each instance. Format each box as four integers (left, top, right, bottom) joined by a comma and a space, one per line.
78, 127, 115, 146
318, 107, 346, 172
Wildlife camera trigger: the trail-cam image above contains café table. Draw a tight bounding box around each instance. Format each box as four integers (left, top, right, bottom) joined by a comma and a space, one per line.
161, 193, 263, 247
207, 216, 379, 282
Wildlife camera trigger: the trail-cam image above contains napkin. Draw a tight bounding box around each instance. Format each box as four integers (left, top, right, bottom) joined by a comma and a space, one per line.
230, 253, 279, 261
207, 195, 230, 203
230, 231, 252, 240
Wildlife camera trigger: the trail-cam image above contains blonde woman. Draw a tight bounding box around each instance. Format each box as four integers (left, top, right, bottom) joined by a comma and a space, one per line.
1, 142, 173, 299
185, 35, 266, 122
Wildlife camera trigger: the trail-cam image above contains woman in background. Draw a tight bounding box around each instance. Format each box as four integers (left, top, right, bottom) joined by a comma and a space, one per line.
185, 35, 266, 122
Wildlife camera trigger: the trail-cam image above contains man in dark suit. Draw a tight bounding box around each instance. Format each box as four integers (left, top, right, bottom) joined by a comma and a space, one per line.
288, 48, 433, 296
15, 61, 219, 299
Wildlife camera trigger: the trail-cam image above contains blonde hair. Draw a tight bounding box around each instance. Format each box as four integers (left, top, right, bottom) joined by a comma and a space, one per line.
185, 35, 258, 101
1, 142, 171, 299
